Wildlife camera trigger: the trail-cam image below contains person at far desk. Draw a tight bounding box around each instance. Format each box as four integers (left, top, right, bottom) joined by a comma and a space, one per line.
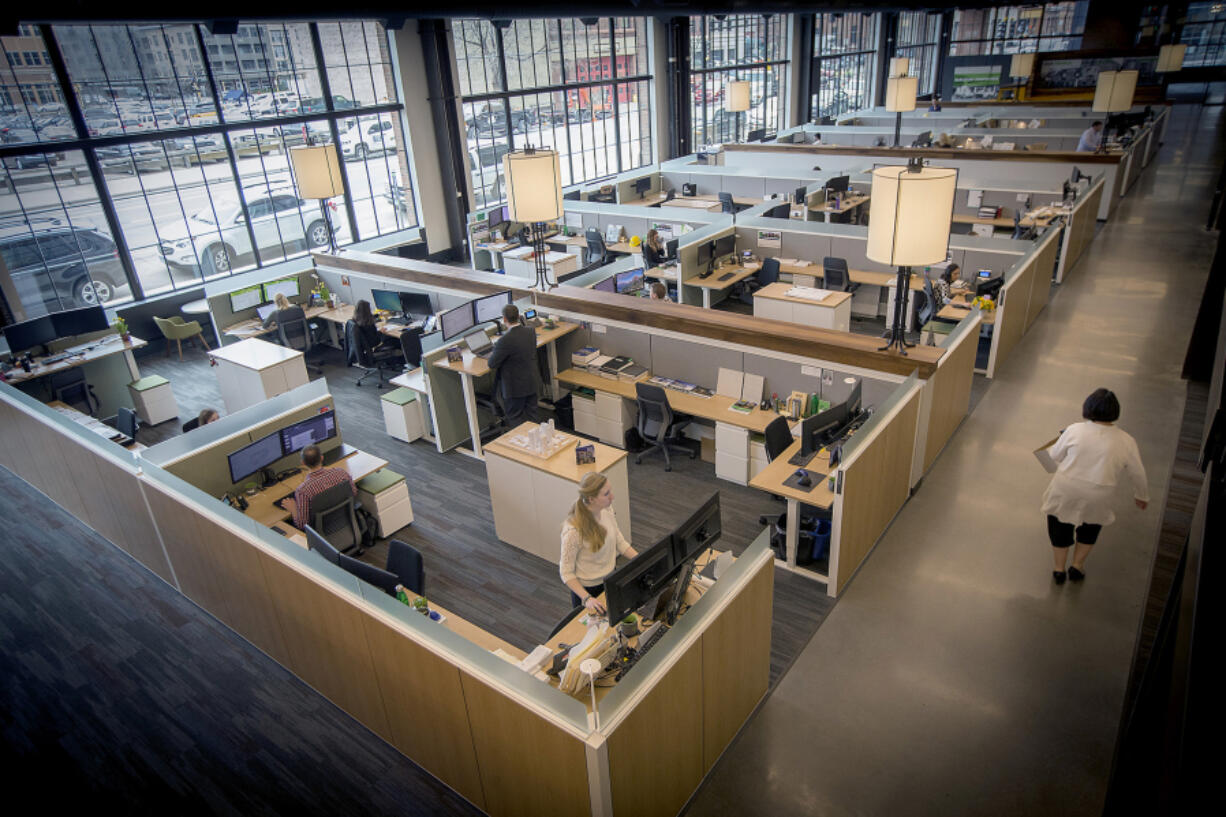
1077, 121, 1103, 152
353, 299, 400, 361
929, 264, 959, 308
487, 303, 539, 428
279, 444, 355, 530
262, 292, 304, 330
559, 473, 639, 614
649, 281, 672, 302
642, 229, 667, 268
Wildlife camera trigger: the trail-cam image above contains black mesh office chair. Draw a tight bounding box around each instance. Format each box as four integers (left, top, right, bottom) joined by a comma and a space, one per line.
757, 415, 829, 562
49, 368, 99, 416
399, 329, 425, 370
309, 481, 369, 556
304, 523, 342, 565
104, 405, 139, 443
386, 539, 425, 596
634, 382, 695, 471
738, 256, 780, 304
345, 319, 399, 387
585, 227, 608, 266
338, 552, 400, 595
719, 192, 737, 214
823, 257, 860, 294
181, 417, 201, 434
278, 313, 323, 375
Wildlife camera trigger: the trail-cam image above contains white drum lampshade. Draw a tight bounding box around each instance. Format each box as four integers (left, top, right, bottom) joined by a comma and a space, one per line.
889, 57, 910, 77
289, 145, 344, 199
884, 76, 918, 113
867, 165, 958, 267
1156, 44, 1187, 73
503, 149, 563, 223
1092, 70, 1139, 113
1010, 53, 1035, 79
726, 80, 751, 113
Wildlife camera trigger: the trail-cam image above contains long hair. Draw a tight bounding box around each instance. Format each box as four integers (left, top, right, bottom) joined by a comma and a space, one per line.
354, 299, 376, 327
568, 472, 608, 553
274, 292, 291, 310
646, 228, 663, 251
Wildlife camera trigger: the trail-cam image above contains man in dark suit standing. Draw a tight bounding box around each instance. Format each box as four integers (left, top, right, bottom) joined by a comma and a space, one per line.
486, 303, 539, 428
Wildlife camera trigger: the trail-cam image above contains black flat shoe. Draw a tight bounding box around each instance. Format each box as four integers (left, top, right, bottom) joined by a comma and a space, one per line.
1053, 571, 1067, 585
1068, 566, 1085, 582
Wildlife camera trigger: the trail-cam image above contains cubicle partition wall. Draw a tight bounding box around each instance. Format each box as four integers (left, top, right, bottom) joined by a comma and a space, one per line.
983, 223, 1062, 378
1057, 176, 1105, 283
655, 164, 822, 203
0, 377, 776, 817
922, 314, 982, 474
205, 269, 316, 346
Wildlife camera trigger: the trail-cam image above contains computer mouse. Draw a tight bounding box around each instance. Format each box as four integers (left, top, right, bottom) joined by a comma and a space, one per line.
796, 469, 811, 488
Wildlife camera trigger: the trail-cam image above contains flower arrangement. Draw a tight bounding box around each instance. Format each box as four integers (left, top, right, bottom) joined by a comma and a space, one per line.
972, 295, 997, 312
112, 317, 130, 341
311, 273, 332, 307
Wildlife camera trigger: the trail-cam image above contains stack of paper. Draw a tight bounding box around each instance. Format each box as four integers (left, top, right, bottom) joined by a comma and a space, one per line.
572, 346, 600, 366
785, 286, 833, 302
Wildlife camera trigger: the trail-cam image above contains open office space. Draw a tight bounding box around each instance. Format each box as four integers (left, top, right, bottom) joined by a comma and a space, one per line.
1, 5, 1222, 816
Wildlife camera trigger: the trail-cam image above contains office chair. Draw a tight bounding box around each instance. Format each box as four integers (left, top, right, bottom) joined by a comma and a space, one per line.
103, 405, 140, 442
757, 415, 829, 563
309, 481, 369, 556
279, 313, 324, 375
718, 192, 749, 214
304, 523, 342, 565
585, 227, 608, 266
634, 382, 695, 471
181, 417, 201, 433
386, 539, 425, 596
822, 257, 860, 294
924, 277, 959, 328
399, 329, 425, 370
153, 315, 208, 360
338, 552, 400, 596
49, 368, 99, 416
1011, 211, 1024, 240
548, 604, 585, 639
345, 319, 399, 387
663, 189, 676, 202
737, 256, 780, 304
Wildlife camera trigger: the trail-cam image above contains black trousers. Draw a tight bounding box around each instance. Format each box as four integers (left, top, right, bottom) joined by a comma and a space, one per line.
502, 393, 539, 429
569, 582, 604, 609
1046, 515, 1103, 548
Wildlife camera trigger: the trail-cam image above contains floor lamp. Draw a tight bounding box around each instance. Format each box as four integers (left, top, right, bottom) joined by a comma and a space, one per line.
1155, 44, 1186, 100
867, 159, 957, 355
503, 147, 563, 290
884, 74, 917, 148
726, 80, 750, 143
1092, 69, 1139, 148
289, 144, 344, 254
1009, 53, 1035, 101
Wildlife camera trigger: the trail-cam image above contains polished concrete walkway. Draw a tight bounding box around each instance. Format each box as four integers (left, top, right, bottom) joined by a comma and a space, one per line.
687, 105, 1223, 817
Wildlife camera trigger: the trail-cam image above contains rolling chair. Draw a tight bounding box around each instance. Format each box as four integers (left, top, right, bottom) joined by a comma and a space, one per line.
822, 257, 860, 294
304, 524, 341, 565
181, 417, 201, 433
634, 382, 695, 471
737, 256, 780, 304
386, 539, 425, 596
309, 481, 370, 556
718, 192, 750, 214
345, 319, 400, 387
585, 227, 608, 266
923, 277, 959, 330
279, 313, 324, 375
49, 368, 99, 416
756, 415, 831, 563
548, 604, 585, 639
338, 552, 401, 595
103, 406, 139, 442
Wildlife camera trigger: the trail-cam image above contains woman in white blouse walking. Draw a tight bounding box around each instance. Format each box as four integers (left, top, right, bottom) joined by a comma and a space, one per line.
559, 473, 639, 614
1041, 388, 1149, 584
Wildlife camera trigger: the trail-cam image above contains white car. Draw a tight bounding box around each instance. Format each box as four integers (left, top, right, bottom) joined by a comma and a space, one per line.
341, 114, 396, 160
159, 185, 349, 276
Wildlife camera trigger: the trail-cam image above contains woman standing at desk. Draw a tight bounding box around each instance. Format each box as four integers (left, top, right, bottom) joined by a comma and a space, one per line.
559, 473, 638, 614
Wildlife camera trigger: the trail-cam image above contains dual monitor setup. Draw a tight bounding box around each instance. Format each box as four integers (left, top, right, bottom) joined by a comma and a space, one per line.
227, 409, 338, 485
593, 268, 646, 296
975, 269, 1004, 299
370, 288, 434, 327
822, 175, 850, 202
696, 233, 738, 277
3, 304, 111, 357
439, 290, 512, 342
229, 277, 300, 319
790, 380, 864, 467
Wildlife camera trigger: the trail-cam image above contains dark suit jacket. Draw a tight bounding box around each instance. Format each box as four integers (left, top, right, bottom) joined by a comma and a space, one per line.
486, 324, 538, 400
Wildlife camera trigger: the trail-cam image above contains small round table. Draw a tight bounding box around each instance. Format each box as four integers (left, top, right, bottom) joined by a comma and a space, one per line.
181, 298, 215, 346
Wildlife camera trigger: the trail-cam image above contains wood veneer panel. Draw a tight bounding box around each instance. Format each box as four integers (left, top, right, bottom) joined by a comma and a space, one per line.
360, 614, 486, 811
1026, 236, 1060, 331
993, 261, 1033, 375
833, 388, 920, 596
701, 559, 773, 772
86, 454, 173, 583
607, 640, 705, 817
459, 671, 592, 817
923, 319, 979, 473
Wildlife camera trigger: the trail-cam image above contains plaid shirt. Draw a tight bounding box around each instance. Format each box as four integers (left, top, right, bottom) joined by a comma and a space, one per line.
292, 466, 356, 529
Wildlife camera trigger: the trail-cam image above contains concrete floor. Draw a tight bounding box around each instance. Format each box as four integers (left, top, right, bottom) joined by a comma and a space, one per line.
685, 104, 1223, 817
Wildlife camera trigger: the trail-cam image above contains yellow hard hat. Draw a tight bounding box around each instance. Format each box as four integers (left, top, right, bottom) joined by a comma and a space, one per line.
629, 234, 642, 247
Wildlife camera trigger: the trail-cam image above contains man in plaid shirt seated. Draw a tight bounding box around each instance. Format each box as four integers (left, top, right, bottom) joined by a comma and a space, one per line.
282, 444, 356, 530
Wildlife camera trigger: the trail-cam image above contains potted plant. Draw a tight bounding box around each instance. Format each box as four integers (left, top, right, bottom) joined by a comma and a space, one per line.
312, 274, 334, 309
113, 317, 130, 343
413, 596, 429, 615
619, 613, 639, 638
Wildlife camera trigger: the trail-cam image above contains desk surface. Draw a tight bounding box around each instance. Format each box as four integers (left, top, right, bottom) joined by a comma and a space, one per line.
938, 301, 994, 325
209, 336, 303, 370
689, 261, 761, 292
952, 208, 1060, 229
222, 304, 331, 340
485, 422, 627, 482
47, 400, 143, 450
316, 303, 425, 340
754, 281, 852, 308
558, 367, 783, 433
748, 439, 835, 509
809, 193, 870, 214
246, 449, 390, 528
777, 258, 926, 292
3, 334, 146, 385
433, 321, 580, 377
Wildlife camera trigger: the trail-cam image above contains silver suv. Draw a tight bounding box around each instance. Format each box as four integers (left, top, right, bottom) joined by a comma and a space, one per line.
0, 219, 123, 317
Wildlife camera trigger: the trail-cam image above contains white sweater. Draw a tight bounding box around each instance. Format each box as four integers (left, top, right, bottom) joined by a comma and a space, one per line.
558, 507, 632, 587
1040, 421, 1148, 525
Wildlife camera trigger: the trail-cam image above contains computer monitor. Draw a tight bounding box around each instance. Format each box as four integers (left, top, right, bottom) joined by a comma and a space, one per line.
398, 292, 433, 319
713, 233, 736, 261
593, 275, 616, 293
227, 431, 284, 485
338, 552, 400, 596
229, 284, 264, 313
256, 303, 277, 322
439, 302, 476, 341
50, 305, 109, 338
768, 203, 791, 219
563, 190, 581, 201
604, 534, 677, 625
976, 276, 1004, 298
695, 240, 712, 270
825, 175, 850, 195
634, 177, 651, 196
3, 315, 57, 355
262, 276, 299, 303
474, 290, 511, 324
371, 288, 402, 314
746, 128, 766, 143
794, 186, 807, 205
279, 410, 338, 455
665, 238, 679, 261
671, 493, 722, 566
977, 269, 993, 279
615, 268, 645, 294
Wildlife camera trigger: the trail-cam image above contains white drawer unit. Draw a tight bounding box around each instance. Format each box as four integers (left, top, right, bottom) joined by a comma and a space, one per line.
715, 422, 750, 484
381, 387, 424, 443
356, 469, 415, 539
127, 375, 178, 426
595, 391, 634, 448
571, 392, 599, 439
749, 437, 769, 480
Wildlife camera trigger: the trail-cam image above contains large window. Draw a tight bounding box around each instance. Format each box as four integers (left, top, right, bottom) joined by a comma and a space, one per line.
689, 14, 789, 146
1180, 2, 1226, 67
0, 21, 416, 320
812, 12, 881, 120
452, 17, 652, 211
895, 12, 942, 98
950, 3, 1089, 56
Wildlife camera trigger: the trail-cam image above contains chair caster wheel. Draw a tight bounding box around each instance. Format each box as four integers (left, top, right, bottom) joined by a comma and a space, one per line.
665, 466, 672, 472
689, 452, 696, 459
635, 456, 642, 464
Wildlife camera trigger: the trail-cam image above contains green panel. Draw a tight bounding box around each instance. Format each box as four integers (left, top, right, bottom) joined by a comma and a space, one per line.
381, 387, 417, 406
128, 374, 169, 391
356, 468, 403, 495
422, 347, 474, 453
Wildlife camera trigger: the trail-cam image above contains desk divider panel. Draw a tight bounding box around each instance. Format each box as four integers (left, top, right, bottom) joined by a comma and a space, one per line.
923, 314, 981, 472
1058, 178, 1104, 283
1024, 228, 1061, 331
207, 270, 315, 345
649, 335, 743, 388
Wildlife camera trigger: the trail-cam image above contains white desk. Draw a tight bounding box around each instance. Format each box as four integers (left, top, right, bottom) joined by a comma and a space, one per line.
752, 282, 852, 332
209, 337, 309, 414
483, 423, 631, 563
502, 248, 580, 284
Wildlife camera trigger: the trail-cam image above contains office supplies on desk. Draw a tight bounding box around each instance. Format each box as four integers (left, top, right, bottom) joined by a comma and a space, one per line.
572, 346, 600, 366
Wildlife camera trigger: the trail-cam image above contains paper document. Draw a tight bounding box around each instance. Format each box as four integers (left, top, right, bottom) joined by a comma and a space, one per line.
716, 367, 744, 399
785, 286, 834, 302
741, 373, 765, 403
968, 189, 983, 208
1034, 437, 1061, 473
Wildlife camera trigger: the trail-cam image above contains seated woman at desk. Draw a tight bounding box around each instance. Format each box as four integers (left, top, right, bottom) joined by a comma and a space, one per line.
262, 292, 304, 329
559, 473, 639, 615
930, 264, 959, 307
353, 300, 399, 359
642, 229, 667, 268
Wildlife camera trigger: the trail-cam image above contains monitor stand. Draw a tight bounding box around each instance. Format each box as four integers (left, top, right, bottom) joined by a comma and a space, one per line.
788, 448, 817, 467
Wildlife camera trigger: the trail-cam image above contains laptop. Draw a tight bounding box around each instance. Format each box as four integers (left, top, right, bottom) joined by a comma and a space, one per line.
465, 332, 494, 358
256, 303, 276, 322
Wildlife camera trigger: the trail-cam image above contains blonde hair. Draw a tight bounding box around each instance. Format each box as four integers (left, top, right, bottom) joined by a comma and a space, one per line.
568, 472, 608, 552
274, 292, 290, 310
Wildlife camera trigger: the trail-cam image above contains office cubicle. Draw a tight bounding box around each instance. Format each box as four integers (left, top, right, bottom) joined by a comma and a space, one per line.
204, 268, 317, 346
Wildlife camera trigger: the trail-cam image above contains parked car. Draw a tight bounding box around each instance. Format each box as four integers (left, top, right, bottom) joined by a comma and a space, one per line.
466, 110, 508, 139
340, 114, 396, 160
469, 144, 509, 205
0, 219, 124, 317
158, 184, 349, 276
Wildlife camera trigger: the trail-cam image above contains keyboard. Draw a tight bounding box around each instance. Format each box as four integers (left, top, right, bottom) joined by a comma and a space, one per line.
718, 272, 735, 281
42, 352, 77, 365
614, 622, 669, 680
